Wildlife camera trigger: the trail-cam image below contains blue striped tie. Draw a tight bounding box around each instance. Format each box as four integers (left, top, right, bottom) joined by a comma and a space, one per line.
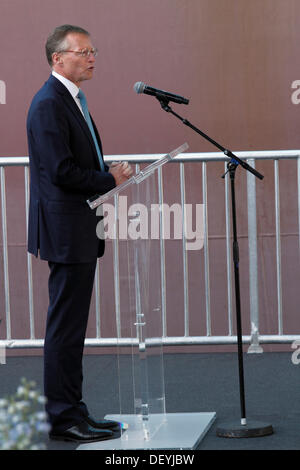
77, 89, 105, 171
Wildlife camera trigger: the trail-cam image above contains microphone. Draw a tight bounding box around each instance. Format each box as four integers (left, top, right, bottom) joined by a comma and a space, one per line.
134, 81, 189, 105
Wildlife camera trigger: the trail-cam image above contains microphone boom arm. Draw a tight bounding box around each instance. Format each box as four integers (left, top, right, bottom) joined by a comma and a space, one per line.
156, 96, 264, 180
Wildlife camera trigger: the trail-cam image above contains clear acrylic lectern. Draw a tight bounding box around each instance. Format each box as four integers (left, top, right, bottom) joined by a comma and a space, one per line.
78, 143, 216, 450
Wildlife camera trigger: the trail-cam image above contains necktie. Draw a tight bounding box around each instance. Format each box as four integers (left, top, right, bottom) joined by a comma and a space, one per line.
77, 89, 105, 171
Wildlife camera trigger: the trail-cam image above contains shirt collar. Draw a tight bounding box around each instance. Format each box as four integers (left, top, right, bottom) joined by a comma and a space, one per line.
51, 71, 79, 99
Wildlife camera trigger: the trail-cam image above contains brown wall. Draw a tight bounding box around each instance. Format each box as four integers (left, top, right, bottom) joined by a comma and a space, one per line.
0, 0, 300, 349
2, 0, 300, 156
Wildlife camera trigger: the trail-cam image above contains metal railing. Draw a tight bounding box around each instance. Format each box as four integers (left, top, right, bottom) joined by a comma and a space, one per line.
1, 150, 300, 352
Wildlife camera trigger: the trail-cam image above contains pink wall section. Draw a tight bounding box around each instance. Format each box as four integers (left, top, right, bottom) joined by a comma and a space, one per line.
1, 0, 300, 156
0, 0, 300, 349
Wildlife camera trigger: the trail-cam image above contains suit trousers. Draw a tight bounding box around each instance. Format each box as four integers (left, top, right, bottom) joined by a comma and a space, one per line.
44, 260, 97, 433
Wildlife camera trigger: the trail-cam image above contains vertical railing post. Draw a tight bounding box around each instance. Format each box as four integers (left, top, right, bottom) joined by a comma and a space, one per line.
274, 159, 283, 335
180, 162, 189, 337
94, 260, 101, 338
0, 167, 11, 340
225, 162, 233, 336
297, 156, 300, 253
202, 162, 211, 336
24, 166, 35, 340
113, 193, 121, 339
246, 158, 263, 353
157, 166, 167, 338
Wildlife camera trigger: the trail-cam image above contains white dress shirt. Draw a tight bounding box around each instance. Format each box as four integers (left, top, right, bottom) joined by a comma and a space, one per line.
52, 71, 84, 116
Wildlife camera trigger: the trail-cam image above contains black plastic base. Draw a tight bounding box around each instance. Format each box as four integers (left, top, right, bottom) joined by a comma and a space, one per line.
216, 420, 273, 438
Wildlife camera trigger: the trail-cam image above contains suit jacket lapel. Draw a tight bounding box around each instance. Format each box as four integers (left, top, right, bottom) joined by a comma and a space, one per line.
47, 75, 102, 169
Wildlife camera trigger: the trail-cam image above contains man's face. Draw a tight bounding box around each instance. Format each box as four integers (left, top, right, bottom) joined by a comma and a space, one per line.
53, 32, 96, 86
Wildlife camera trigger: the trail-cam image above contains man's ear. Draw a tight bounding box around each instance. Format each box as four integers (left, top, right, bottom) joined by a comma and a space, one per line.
52, 52, 63, 66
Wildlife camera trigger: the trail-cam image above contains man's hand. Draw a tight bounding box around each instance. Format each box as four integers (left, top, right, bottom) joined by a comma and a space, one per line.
109, 161, 133, 185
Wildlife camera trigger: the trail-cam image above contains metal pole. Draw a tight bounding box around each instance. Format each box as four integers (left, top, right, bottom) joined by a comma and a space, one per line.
246, 159, 263, 353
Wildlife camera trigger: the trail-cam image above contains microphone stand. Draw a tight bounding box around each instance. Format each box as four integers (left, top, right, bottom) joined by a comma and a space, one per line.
157, 96, 273, 438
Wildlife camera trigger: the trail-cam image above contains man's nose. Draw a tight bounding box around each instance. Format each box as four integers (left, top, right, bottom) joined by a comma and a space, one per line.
88, 52, 96, 62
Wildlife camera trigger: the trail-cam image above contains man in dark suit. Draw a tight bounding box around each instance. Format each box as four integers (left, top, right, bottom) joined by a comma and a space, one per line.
27, 24, 132, 443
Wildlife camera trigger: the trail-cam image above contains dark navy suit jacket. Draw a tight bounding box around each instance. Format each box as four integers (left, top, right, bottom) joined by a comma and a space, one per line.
27, 75, 116, 263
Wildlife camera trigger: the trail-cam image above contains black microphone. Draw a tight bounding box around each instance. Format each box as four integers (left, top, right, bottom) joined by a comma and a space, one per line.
134, 81, 189, 105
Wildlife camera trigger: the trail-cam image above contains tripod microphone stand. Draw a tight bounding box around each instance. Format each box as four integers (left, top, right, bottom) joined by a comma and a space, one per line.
157, 96, 273, 438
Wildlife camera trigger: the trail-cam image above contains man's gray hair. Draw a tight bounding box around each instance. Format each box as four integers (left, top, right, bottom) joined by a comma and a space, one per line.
45, 24, 90, 66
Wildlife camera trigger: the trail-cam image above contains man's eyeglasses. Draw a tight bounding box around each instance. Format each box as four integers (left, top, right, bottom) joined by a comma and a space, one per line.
60, 48, 98, 58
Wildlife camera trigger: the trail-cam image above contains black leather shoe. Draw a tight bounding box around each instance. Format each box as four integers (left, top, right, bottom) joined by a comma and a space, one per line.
84, 415, 121, 431
49, 420, 114, 443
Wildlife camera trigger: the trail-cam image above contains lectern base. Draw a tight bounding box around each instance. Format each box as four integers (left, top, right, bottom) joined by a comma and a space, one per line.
77, 412, 216, 450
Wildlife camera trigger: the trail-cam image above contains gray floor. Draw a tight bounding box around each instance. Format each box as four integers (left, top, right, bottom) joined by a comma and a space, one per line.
0, 350, 299, 450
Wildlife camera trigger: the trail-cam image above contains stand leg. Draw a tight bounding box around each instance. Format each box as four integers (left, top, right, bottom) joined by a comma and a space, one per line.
216, 163, 273, 438
229, 164, 247, 424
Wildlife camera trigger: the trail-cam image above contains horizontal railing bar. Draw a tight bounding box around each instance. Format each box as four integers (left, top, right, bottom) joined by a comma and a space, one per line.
1, 150, 300, 166
104, 150, 300, 163
0, 157, 30, 166
2, 334, 300, 349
